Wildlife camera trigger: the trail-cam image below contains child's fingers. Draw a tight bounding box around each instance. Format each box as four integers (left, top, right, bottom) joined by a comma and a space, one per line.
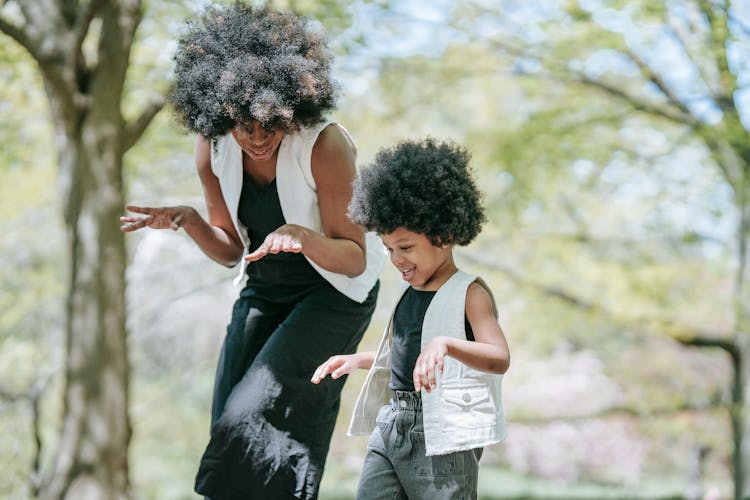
427, 363, 437, 390
331, 362, 351, 379
311, 364, 328, 383
435, 356, 444, 374
311, 357, 342, 383
413, 366, 427, 392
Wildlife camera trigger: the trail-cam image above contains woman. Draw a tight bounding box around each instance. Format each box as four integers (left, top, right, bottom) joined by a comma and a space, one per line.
120, 4, 384, 499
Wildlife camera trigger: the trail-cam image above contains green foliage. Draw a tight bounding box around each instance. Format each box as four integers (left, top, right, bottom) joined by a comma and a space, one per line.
269, 0, 353, 33
1, 0, 744, 497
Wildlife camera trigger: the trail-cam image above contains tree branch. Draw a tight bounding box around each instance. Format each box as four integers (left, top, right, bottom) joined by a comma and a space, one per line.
695, 0, 737, 106
0, 12, 35, 55
73, 0, 106, 58
573, 71, 697, 125
697, 124, 747, 188
458, 248, 735, 346
666, 12, 720, 100
624, 47, 694, 117
122, 94, 167, 152
678, 333, 741, 358
488, 37, 699, 127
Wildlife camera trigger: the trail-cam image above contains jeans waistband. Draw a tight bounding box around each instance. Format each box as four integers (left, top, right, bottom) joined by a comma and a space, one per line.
391, 390, 421, 411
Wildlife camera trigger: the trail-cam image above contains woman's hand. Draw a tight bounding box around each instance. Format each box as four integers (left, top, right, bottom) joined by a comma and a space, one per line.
120, 205, 193, 232
244, 224, 307, 262
413, 336, 451, 393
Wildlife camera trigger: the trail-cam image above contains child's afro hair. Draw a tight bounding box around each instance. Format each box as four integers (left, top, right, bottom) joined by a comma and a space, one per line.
349, 138, 486, 246
169, 2, 337, 139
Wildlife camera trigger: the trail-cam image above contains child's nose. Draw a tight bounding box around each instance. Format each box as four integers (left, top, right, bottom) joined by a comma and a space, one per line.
389, 252, 404, 266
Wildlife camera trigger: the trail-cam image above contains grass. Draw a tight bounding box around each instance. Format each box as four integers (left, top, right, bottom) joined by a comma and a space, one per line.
319, 464, 690, 500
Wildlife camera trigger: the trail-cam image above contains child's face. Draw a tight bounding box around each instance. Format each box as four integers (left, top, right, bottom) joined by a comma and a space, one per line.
380, 228, 456, 291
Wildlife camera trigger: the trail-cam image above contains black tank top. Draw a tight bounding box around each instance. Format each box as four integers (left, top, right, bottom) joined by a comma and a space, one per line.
390, 287, 475, 391
238, 173, 322, 286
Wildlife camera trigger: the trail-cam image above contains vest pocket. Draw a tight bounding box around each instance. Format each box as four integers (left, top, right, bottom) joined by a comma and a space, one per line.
440, 385, 494, 429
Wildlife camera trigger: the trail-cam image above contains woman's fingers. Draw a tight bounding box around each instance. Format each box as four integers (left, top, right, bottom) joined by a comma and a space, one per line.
120, 215, 152, 232
125, 205, 152, 215
120, 206, 157, 232
170, 213, 184, 231
245, 247, 268, 262
244, 234, 302, 262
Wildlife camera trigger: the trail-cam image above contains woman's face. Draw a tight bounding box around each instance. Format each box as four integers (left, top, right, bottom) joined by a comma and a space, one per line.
231, 120, 285, 162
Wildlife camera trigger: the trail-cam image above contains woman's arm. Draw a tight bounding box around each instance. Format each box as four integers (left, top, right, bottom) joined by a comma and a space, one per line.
306, 124, 367, 276
121, 136, 245, 267
413, 282, 511, 392
244, 124, 367, 277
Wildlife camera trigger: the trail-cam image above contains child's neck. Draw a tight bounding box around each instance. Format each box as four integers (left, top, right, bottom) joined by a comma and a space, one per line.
412, 261, 458, 292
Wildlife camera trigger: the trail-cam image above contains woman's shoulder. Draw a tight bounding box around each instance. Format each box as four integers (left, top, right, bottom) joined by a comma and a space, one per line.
287, 120, 353, 150
311, 122, 356, 158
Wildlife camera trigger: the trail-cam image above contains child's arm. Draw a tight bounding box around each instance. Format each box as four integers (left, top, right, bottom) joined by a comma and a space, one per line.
311, 351, 376, 384
413, 282, 510, 392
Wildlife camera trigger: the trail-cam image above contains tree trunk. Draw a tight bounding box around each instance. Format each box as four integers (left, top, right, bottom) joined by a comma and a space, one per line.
733, 185, 750, 499
0, 2, 146, 498
739, 337, 750, 499
40, 103, 131, 500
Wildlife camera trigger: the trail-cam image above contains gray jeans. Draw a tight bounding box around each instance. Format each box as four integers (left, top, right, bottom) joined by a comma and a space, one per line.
356, 390, 482, 500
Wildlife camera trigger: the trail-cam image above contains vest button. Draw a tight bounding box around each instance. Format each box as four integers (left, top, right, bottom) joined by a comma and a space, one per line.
462, 393, 471, 403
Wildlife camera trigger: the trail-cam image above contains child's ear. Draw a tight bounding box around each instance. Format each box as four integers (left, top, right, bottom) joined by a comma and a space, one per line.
437, 235, 453, 248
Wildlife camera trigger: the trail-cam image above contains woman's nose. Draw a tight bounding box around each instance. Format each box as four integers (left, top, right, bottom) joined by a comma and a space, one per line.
248, 121, 269, 139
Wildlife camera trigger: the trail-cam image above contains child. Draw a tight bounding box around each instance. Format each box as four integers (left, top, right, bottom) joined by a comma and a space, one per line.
311, 138, 510, 500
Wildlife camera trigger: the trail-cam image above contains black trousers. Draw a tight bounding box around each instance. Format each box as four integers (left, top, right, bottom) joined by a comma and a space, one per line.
195, 279, 379, 500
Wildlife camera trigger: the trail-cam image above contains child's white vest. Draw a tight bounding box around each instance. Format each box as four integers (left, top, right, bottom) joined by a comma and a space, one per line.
348, 270, 507, 456
210, 121, 384, 303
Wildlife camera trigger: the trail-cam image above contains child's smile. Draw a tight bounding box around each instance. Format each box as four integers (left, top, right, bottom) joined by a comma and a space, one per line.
381, 228, 456, 291
398, 265, 415, 281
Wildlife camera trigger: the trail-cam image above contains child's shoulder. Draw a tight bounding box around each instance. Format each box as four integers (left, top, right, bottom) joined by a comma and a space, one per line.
465, 277, 498, 318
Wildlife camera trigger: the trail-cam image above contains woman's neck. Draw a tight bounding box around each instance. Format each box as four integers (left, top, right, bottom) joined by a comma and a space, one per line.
242, 150, 279, 187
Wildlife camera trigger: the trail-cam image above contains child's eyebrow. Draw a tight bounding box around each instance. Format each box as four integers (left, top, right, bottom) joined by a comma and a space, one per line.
384, 239, 411, 246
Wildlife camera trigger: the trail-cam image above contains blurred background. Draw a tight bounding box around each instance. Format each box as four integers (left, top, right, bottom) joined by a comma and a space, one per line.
1, 0, 749, 499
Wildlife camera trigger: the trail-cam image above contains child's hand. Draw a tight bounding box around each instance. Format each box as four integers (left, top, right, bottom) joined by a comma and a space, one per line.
311, 354, 360, 384
413, 337, 451, 393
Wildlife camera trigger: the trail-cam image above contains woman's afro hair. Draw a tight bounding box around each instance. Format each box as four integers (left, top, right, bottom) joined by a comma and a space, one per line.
169, 2, 337, 139
349, 138, 486, 246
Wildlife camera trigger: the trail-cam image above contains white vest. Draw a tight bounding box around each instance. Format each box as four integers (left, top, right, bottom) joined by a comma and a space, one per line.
348, 270, 507, 456
210, 121, 384, 303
